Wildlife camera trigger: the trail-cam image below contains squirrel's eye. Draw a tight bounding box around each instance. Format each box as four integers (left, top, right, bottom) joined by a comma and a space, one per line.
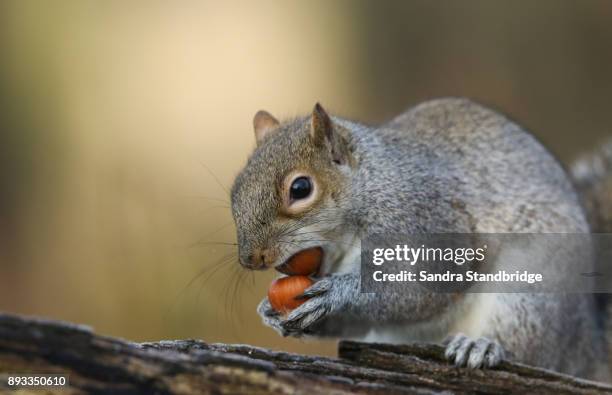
282, 172, 317, 215
289, 177, 312, 201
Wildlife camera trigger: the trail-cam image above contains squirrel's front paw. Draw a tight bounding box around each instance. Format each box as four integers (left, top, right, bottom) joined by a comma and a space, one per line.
258, 275, 351, 337
444, 333, 505, 369
280, 277, 336, 336
257, 298, 289, 336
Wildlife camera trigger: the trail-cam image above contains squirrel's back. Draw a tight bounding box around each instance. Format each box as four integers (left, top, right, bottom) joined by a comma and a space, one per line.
347, 98, 588, 234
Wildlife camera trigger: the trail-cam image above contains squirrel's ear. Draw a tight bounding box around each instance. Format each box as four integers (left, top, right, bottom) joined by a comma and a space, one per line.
310, 103, 333, 146
310, 103, 352, 165
253, 110, 280, 145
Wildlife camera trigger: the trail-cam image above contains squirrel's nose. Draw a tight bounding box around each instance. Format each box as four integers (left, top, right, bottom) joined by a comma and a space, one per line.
245, 248, 279, 270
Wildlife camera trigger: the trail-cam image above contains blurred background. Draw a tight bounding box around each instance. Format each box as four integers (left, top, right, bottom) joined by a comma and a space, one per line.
0, 0, 611, 357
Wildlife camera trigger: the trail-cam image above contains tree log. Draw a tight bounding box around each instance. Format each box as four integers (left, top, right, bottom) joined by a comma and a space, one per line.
0, 313, 611, 394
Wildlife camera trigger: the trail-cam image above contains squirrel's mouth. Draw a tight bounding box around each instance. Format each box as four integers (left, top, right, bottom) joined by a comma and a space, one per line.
275, 246, 323, 276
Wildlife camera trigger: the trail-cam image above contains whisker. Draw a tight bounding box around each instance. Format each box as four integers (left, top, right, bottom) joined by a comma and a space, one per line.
198, 221, 235, 240
163, 251, 237, 318
199, 160, 230, 196
198, 253, 237, 290
195, 206, 231, 216
187, 241, 238, 249
178, 195, 230, 204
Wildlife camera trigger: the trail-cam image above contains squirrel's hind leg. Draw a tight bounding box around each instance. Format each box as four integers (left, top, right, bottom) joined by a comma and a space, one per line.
443, 333, 506, 369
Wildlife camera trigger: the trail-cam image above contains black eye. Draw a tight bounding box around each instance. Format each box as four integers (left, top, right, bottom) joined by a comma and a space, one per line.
290, 177, 312, 201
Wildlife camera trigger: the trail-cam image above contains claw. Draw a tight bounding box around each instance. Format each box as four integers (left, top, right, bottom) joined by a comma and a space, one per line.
283, 298, 329, 331
444, 334, 504, 369
296, 278, 331, 299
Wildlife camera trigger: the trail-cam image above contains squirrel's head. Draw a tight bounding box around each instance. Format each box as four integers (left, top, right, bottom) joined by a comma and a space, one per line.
231, 103, 356, 272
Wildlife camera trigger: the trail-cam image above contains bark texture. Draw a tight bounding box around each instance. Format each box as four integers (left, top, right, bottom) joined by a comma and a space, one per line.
0, 313, 611, 394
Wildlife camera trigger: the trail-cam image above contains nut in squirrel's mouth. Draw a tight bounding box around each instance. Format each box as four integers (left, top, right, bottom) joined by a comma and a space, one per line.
275, 246, 323, 277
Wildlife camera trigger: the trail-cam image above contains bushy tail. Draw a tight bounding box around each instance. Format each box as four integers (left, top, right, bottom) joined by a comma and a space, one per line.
571, 140, 612, 380
571, 141, 612, 233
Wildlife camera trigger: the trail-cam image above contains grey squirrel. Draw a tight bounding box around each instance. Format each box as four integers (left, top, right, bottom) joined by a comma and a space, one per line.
230, 98, 612, 380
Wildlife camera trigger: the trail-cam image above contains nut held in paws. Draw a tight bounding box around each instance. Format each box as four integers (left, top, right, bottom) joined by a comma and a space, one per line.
268, 275, 313, 313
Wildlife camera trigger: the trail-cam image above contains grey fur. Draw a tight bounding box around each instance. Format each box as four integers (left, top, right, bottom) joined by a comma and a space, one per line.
231, 98, 610, 380
444, 334, 505, 369
572, 140, 612, 234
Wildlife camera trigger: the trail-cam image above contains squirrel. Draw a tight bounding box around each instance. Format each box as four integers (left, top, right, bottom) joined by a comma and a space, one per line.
230, 98, 612, 380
